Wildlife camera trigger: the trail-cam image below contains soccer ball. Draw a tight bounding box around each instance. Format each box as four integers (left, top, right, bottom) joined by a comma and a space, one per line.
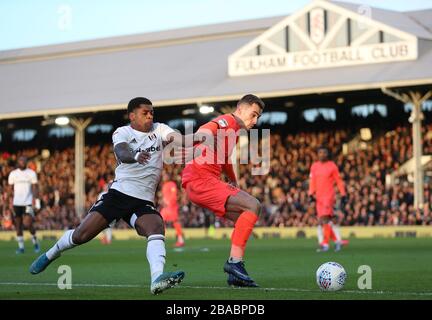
316, 262, 347, 291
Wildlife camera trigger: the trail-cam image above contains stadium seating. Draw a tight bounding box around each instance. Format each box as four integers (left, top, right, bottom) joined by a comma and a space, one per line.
1, 122, 431, 230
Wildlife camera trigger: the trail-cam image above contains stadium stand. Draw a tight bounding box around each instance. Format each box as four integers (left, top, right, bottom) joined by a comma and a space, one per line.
1, 121, 431, 231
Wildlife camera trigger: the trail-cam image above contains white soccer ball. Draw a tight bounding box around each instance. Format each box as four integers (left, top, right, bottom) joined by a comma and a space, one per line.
316, 262, 347, 291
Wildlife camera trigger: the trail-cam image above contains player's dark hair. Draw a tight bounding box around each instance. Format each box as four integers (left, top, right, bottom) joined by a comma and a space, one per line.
237, 94, 265, 110
127, 97, 152, 114
317, 146, 332, 159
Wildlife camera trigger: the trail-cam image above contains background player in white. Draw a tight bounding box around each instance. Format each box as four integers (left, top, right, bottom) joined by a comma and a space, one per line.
30, 97, 185, 294
8, 156, 40, 254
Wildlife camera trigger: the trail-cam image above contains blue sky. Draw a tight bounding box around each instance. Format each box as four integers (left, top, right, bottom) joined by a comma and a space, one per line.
1, 0, 431, 51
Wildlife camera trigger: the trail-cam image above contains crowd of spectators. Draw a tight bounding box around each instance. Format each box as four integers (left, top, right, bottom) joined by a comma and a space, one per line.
1, 122, 432, 231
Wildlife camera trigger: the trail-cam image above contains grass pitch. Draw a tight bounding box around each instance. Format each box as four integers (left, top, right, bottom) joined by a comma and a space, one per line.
0, 236, 431, 300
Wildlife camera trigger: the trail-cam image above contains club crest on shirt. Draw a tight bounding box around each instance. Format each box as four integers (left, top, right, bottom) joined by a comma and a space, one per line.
148, 133, 157, 141
218, 119, 228, 128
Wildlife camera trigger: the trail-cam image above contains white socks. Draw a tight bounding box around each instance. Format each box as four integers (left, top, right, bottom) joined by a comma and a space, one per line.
16, 235, 38, 249
331, 223, 342, 242
146, 234, 166, 283
17, 236, 24, 249
177, 234, 184, 244
317, 225, 323, 244
46, 229, 77, 260
229, 257, 242, 263
105, 228, 112, 242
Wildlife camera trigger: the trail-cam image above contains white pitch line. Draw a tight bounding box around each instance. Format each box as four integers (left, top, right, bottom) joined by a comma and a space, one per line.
181, 285, 432, 296
0, 282, 140, 288
1, 282, 432, 297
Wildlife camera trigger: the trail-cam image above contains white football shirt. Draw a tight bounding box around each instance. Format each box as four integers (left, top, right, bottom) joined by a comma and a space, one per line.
111, 123, 175, 202
8, 168, 38, 206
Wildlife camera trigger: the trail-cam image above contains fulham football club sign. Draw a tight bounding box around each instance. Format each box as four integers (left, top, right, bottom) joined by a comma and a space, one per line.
228, 0, 418, 76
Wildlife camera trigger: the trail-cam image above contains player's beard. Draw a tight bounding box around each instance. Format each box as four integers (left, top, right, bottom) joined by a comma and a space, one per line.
134, 120, 153, 132
143, 120, 153, 132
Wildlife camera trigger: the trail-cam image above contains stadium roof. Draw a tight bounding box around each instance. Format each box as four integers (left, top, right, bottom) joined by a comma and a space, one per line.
0, 0, 431, 120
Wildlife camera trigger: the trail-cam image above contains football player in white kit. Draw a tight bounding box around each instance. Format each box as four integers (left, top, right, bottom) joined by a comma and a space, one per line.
30, 97, 186, 294
8, 156, 41, 254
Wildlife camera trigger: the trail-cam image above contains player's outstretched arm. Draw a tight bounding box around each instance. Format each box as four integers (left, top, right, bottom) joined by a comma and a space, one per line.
165, 131, 213, 148
114, 142, 150, 164
31, 183, 40, 208
165, 132, 191, 147
332, 165, 346, 196
308, 165, 316, 198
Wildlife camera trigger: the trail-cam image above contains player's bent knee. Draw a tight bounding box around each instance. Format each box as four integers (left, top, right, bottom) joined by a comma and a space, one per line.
71, 230, 90, 245
145, 227, 165, 237
248, 198, 262, 216
135, 220, 165, 238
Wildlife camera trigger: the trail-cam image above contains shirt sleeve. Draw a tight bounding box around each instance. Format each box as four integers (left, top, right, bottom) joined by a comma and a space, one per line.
332, 163, 346, 196
8, 171, 14, 185
112, 127, 129, 147
308, 165, 315, 196
31, 170, 38, 184
158, 123, 177, 142
197, 121, 218, 135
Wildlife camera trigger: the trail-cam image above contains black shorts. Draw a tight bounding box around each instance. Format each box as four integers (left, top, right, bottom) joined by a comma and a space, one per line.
13, 206, 35, 217
88, 189, 161, 227
203, 209, 213, 228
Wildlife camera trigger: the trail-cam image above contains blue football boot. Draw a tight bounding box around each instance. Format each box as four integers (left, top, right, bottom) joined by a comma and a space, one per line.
227, 273, 259, 287
223, 260, 257, 284
151, 271, 185, 295
29, 253, 55, 274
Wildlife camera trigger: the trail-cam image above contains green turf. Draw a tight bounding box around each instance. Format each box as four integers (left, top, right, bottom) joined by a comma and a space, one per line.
0, 237, 431, 300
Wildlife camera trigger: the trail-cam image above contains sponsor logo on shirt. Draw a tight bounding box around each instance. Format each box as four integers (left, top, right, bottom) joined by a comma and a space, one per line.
136, 146, 161, 153
218, 119, 228, 128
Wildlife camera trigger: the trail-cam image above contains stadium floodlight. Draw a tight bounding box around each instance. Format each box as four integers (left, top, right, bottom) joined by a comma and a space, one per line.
55, 116, 70, 126
182, 108, 197, 116
199, 105, 214, 114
